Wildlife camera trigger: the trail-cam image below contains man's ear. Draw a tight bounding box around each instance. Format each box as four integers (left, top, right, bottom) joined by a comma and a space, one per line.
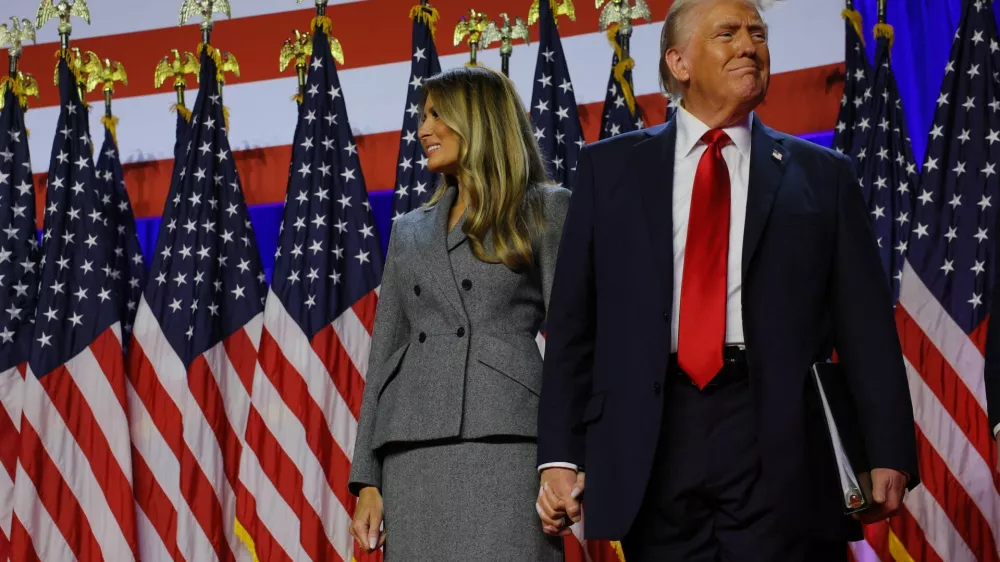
665, 48, 689, 86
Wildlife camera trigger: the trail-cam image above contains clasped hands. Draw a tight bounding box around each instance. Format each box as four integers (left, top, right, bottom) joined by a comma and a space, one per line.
536, 468, 586, 536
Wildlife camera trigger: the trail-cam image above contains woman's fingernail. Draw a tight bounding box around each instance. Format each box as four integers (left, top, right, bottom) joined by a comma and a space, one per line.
369, 537, 376, 550
571, 487, 582, 498
536, 502, 543, 516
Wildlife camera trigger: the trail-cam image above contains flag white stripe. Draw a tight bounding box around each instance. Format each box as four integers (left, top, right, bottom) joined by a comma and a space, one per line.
19, 367, 135, 560
904, 483, 976, 562
200, 338, 257, 562
263, 294, 358, 456
237, 438, 305, 561
899, 262, 988, 411
129, 298, 220, 560
330, 304, 371, 380
904, 357, 1000, 547
246, 357, 354, 560
0, 366, 22, 436
64, 335, 133, 483
134, 507, 175, 562
12, 462, 76, 562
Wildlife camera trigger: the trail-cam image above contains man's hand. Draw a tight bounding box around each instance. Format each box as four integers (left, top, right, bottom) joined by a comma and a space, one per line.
350, 487, 386, 553
853, 468, 908, 524
537, 468, 585, 536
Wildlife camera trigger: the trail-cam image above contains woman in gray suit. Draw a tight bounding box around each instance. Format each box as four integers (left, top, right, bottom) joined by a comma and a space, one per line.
348, 66, 570, 560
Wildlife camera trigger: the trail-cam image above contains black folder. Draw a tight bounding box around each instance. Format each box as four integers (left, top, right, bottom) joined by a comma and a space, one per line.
811, 361, 873, 514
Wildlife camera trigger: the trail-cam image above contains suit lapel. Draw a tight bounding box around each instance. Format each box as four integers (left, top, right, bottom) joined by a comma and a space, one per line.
634, 122, 676, 309
742, 116, 789, 279
416, 186, 466, 319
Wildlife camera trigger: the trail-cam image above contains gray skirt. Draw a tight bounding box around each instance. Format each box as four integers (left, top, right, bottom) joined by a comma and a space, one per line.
381, 438, 565, 561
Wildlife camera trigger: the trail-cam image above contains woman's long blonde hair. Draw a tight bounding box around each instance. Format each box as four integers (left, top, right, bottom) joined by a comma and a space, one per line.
421, 66, 552, 272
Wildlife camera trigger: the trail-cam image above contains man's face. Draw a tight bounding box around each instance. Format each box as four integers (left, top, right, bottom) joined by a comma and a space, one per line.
671, 0, 771, 112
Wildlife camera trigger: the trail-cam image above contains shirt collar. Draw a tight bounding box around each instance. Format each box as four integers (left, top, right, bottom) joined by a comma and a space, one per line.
675, 103, 754, 160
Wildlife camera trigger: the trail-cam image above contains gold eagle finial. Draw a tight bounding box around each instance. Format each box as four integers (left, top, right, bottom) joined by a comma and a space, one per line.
528, 0, 576, 26
480, 13, 530, 56
595, 0, 650, 34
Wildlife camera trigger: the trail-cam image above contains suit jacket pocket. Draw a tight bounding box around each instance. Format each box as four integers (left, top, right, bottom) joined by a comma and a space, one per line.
476, 334, 543, 396
376, 343, 410, 401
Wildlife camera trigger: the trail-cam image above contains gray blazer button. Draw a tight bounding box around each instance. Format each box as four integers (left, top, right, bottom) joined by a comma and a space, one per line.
418, 332, 426, 343
461, 279, 472, 291
457, 327, 466, 338
413, 285, 421, 296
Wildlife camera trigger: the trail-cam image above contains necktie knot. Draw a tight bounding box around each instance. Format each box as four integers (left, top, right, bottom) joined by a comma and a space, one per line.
701, 129, 732, 148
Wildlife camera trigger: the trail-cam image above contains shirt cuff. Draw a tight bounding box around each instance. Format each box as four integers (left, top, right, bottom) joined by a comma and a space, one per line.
538, 462, 579, 473
994, 422, 1000, 438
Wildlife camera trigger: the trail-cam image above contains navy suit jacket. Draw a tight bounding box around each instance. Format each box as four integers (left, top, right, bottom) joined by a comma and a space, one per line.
537, 116, 920, 541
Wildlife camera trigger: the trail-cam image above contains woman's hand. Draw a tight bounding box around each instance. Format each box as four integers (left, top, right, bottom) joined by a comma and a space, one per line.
350, 487, 386, 553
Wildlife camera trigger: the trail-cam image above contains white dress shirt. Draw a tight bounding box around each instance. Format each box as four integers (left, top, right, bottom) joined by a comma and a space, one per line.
670, 105, 753, 352
539, 106, 755, 474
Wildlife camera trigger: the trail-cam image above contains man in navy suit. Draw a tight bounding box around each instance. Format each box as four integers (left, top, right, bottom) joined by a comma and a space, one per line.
534, 0, 919, 559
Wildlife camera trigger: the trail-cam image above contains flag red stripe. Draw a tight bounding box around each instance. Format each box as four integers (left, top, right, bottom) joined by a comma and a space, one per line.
310, 324, 365, 420
258, 329, 355, 513
179, 441, 233, 562
91, 328, 130, 413
914, 426, 999, 560
863, 520, 894, 562
890, 506, 946, 562
8, 514, 42, 562
16, 0, 680, 109
16, 420, 105, 562
31, 64, 841, 224
352, 290, 379, 336
234, 472, 293, 562
223, 328, 260, 394
186, 354, 243, 495
130, 444, 183, 562
127, 337, 184, 458
896, 305, 997, 485
244, 406, 341, 562
39, 360, 138, 557
0, 389, 18, 480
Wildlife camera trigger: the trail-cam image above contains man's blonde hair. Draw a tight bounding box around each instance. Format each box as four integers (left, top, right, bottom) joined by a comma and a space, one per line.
658, 0, 768, 98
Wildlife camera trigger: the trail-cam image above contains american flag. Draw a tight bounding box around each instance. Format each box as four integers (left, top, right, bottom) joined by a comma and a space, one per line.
235, 20, 384, 562
831, 8, 874, 157
10, 55, 138, 561
392, 2, 442, 220
852, 28, 918, 301
126, 45, 266, 561
598, 29, 644, 140
0, 84, 40, 561
876, 0, 1000, 559
529, 0, 585, 188
94, 121, 146, 344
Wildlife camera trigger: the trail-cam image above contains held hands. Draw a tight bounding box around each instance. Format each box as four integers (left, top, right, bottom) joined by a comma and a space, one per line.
537, 468, 585, 536
350, 487, 386, 553
853, 468, 908, 524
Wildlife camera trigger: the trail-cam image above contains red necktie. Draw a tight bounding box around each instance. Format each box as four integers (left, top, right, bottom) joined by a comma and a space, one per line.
678, 129, 732, 389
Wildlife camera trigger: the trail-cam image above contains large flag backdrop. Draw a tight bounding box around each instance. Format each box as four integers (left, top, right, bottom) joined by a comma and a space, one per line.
6, 0, 1000, 561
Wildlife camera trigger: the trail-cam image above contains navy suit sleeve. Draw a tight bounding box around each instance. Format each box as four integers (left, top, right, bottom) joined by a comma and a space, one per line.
984, 213, 1000, 437
537, 147, 597, 468
830, 153, 919, 489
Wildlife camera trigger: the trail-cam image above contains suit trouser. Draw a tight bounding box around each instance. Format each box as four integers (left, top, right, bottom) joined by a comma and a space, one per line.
621, 359, 848, 562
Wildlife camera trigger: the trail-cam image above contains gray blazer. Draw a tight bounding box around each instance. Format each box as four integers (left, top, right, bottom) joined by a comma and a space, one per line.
348, 184, 571, 494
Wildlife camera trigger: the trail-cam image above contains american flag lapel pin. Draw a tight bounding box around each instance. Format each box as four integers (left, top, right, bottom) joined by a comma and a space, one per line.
772, 149, 783, 163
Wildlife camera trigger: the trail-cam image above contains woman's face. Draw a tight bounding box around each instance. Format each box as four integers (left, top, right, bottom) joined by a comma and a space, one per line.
418, 94, 461, 175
